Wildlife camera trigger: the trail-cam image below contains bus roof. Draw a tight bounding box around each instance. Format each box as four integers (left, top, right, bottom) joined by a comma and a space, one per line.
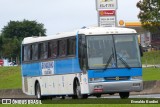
22, 27, 137, 44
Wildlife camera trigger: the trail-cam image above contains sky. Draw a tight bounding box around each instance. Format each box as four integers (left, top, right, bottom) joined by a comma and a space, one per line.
0, 0, 140, 35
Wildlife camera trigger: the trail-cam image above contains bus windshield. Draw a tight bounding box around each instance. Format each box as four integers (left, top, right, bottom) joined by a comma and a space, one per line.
86, 34, 141, 69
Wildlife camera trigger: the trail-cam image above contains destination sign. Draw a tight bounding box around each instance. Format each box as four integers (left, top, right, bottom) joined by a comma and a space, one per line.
41, 61, 54, 75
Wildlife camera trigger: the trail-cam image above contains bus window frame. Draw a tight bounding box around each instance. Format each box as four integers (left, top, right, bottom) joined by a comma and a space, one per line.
78, 34, 88, 71
22, 36, 76, 63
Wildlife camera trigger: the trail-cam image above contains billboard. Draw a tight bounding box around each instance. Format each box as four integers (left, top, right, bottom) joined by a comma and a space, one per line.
96, 0, 117, 10
99, 10, 116, 16
99, 16, 116, 27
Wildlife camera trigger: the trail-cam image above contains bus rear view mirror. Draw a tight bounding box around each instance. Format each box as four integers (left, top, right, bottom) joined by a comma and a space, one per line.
139, 44, 143, 57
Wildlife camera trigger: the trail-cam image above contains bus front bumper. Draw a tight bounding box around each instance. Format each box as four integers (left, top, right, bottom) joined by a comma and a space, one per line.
88, 80, 143, 94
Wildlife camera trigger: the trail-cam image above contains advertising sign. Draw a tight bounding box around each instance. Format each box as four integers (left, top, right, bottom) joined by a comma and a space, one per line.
99, 10, 115, 16
96, 0, 117, 10
99, 16, 116, 27
41, 61, 54, 75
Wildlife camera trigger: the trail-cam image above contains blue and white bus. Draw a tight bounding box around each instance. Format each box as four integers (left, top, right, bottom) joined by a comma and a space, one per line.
21, 27, 143, 99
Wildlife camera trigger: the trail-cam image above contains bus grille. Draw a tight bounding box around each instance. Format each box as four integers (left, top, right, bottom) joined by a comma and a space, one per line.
104, 76, 130, 81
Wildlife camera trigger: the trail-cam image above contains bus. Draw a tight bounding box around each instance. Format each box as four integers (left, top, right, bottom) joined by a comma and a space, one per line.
21, 27, 143, 99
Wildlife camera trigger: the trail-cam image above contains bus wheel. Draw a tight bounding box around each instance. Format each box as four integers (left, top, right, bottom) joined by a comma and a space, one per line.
82, 94, 88, 99
61, 96, 65, 99
119, 92, 129, 99
36, 83, 42, 99
75, 80, 82, 99
96, 94, 101, 98
74, 80, 88, 99
109, 93, 115, 95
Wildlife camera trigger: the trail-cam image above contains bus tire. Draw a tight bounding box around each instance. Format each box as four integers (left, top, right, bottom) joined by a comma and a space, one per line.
119, 92, 129, 99
75, 80, 82, 99
61, 96, 65, 99
96, 94, 101, 98
73, 80, 88, 99
35, 82, 42, 99
109, 93, 115, 95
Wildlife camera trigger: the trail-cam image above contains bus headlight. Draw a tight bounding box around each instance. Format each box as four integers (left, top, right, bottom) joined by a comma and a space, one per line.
89, 78, 105, 82
131, 76, 142, 80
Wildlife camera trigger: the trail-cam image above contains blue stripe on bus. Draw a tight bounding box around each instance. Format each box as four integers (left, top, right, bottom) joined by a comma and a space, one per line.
22, 58, 81, 77
22, 62, 42, 76
88, 68, 142, 78
55, 58, 81, 74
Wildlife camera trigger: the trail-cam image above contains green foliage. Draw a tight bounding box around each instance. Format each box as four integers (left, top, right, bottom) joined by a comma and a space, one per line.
0, 66, 21, 89
137, 0, 160, 32
1, 104, 160, 107
141, 50, 160, 64
0, 35, 2, 58
2, 20, 46, 38
0, 19, 46, 61
143, 68, 160, 81
2, 37, 21, 58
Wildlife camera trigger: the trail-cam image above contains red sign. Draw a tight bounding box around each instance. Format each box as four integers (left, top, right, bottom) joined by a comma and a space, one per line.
99, 10, 116, 16
0, 59, 4, 65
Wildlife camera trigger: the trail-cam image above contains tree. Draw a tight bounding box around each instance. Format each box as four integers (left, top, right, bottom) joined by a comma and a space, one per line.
2, 19, 46, 39
0, 34, 3, 58
137, 0, 160, 32
1, 20, 46, 63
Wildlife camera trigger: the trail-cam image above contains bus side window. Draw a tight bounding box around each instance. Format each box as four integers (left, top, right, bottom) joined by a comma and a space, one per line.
39, 42, 48, 59
23, 45, 31, 61
78, 35, 88, 71
22, 46, 24, 61
67, 37, 76, 56
48, 41, 58, 58
59, 39, 67, 57
31, 44, 38, 60
44, 42, 48, 59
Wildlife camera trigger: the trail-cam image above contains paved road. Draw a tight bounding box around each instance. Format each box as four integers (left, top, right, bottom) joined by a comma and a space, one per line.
99, 94, 160, 98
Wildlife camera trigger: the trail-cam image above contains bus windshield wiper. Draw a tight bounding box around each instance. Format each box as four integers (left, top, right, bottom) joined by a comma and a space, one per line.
103, 53, 114, 70
117, 54, 131, 69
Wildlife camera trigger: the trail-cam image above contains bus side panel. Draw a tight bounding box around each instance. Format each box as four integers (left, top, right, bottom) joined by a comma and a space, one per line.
22, 63, 41, 76
21, 57, 82, 96
40, 74, 77, 95
79, 73, 90, 94
54, 58, 81, 74
22, 76, 38, 95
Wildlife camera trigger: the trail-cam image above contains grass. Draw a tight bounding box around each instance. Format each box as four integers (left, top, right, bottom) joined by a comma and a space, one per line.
1, 98, 160, 106
0, 66, 160, 89
143, 68, 160, 81
1, 104, 160, 107
41, 98, 160, 104
0, 66, 22, 89
141, 50, 160, 65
